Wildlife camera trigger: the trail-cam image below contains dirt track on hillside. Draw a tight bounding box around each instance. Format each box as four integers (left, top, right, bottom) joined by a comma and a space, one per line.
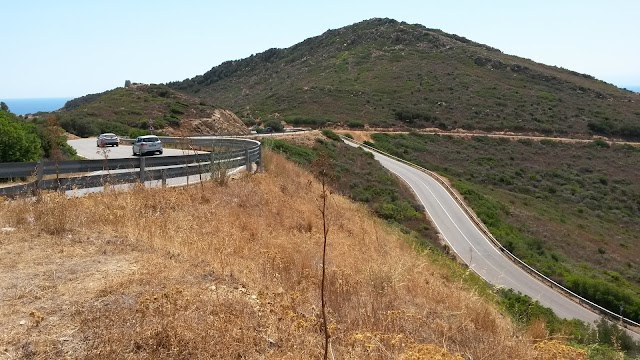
334, 128, 640, 147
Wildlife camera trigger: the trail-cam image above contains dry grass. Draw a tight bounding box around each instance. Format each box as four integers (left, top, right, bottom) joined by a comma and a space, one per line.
0, 151, 562, 358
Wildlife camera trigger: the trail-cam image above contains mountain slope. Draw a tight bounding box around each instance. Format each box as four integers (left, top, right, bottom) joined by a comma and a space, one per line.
169, 18, 640, 139
0, 152, 545, 359
56, 84, 248, 137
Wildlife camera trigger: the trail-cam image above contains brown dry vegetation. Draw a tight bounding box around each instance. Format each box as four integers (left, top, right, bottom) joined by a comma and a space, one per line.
1, 152, 587, 359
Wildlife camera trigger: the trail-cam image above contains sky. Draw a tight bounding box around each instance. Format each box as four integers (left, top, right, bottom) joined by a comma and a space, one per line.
2, 0, 639, 99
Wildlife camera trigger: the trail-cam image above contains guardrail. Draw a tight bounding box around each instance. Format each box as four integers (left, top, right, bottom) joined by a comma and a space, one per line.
343, 137, 640, 334
0, 137, 261, 197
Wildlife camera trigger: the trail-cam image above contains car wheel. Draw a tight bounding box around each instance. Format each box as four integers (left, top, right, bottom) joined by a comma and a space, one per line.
158, 150, 163, 155
116, 143, 119, 147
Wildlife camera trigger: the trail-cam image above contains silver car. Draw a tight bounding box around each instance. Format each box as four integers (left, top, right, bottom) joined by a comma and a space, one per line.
132, 135, 163, 156
97, 133, 120, 147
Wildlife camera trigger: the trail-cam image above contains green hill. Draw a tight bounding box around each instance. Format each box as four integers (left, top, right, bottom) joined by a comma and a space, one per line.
56, 84, 248, 137
168, 18, 640, 139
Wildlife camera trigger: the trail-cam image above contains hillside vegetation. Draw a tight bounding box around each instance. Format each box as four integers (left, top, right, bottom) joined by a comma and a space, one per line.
0, 109, 77, 163
262, 130, 439, 248
55, 84, 248, 138
366, 132, 640, 324
169, 18, 640, 139
0, 152, 553, 359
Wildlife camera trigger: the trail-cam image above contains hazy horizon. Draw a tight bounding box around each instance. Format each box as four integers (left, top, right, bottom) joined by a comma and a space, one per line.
1, 97, 72, 115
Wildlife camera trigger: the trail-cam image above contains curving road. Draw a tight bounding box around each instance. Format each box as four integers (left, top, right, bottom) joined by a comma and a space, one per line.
344, 140, 640, 339
68, 138, 192, 160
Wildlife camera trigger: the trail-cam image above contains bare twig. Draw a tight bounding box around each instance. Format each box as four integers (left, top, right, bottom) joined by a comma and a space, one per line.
315, 159, 331, 360
320, 168, 330, 360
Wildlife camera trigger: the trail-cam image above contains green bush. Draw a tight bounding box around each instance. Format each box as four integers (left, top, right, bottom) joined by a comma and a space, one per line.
591, 139, 610, 148
169, 106, 185, 115
565, 274, 640, 322
35, 123, 77, 160
59, 117, 100, 137
0, 111, 43, 162
498, 288, 562, 329
375, 200, 421, 222
242, 118, 257, 127
321, 129, 341, 141
166, 117, 181, 127
264, 119, 284, 132
346, 120, 365, 128
128, 128, 152, 138
286, 116, 327, 127
265, 139, 317, 165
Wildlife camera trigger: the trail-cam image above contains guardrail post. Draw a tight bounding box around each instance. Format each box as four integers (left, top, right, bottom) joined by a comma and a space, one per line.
257, 145, 264, 172
161, 169, 167, 188
245, 147, 251, 172
36, 161, 44, 188
139, 156, 146, 185
31, 161, 44, 195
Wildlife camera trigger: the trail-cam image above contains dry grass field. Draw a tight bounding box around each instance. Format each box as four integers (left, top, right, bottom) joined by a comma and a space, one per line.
0, 152, 586, 359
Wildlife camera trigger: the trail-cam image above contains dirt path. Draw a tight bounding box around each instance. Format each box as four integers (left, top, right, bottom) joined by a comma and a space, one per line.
334, 128, 640, 147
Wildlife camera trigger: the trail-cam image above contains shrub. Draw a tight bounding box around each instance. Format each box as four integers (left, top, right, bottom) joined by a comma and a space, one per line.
59, 117, 100, 137
263, 119, 284, 132
166, 117, 181, 127
265, 139, 317, 165
286, 116, 328, 127
591, 139, 610, 148
128, 128, 152, 139
242, 118, 257, 127
321, 129, 341, 141
0, 111, 43, 162
346, 120, 365, 128
375, 200, 421, 222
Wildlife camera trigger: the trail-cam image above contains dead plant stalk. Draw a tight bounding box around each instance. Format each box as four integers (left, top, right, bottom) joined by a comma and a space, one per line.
318, 168, 330, 360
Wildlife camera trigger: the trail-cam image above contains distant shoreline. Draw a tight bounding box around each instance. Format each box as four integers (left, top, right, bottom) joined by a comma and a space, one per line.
0, 97, 72, 115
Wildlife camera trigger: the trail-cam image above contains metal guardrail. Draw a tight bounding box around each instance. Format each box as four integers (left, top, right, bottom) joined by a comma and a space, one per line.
344, 137, 640, 334
0, 137, 261, 197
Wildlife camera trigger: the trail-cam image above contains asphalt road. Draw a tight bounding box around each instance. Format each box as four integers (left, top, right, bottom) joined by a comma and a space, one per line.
343, 140, 637, 328
64, 138, 244, 196
68, 138, 192, 160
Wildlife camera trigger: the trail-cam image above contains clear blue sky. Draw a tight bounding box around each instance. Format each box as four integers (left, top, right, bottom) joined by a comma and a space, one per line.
2, 0, 639, 99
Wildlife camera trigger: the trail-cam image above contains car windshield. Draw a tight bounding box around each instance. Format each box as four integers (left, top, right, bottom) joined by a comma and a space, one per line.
101, 133, 117, 138
143, 137, 159, 143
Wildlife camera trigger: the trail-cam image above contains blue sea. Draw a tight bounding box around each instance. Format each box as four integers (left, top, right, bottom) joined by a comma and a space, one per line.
1, 98, 72, 115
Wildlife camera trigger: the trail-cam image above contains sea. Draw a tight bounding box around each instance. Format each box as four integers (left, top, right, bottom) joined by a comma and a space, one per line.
1, 98, 72, 116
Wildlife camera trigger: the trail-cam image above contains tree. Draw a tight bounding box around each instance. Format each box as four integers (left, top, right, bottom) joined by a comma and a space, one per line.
0, 102, 8, 112
264, 119, 284, 132
0, 111, 43, 162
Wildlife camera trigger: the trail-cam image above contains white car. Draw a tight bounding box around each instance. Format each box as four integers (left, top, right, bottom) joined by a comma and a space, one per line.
132, 135, 163, 156
97, 133, 120, 147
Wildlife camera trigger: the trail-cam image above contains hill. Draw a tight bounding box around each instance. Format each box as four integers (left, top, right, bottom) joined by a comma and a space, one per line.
364, 132, 640, 323
168, 18, 640, 139
0, 152, 539, 359
2, 135, 632, 358
55, 84, 249, 137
